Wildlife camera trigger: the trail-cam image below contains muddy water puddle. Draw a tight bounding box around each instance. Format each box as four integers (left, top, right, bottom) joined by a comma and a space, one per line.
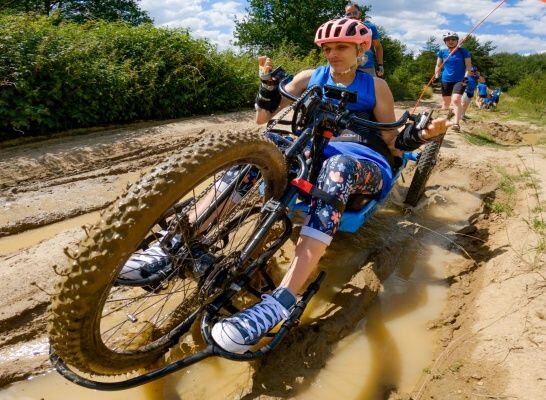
0, 212, 101, 256
1, 184, 481, 399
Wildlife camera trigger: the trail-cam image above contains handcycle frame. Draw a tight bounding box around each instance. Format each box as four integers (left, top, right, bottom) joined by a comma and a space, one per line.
51, 73, 425, 390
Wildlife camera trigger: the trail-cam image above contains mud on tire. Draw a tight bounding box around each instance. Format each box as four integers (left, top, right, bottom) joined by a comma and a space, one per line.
405, 136, 444, 207
48, 129, 287, 376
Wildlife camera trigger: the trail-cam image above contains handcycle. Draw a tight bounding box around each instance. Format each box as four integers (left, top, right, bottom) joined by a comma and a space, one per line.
48, 70, 443, 390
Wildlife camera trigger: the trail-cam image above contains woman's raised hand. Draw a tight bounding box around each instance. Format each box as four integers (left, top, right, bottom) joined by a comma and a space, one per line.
258, 56, 273, 82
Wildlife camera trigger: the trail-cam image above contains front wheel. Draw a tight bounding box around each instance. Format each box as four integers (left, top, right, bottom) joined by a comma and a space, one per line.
48, 129, 287, 376
404, 137, 444, 207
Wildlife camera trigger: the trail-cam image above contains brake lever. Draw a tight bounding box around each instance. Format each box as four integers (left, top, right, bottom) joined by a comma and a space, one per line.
268, 66, 287, 82
415, 110, 433, 130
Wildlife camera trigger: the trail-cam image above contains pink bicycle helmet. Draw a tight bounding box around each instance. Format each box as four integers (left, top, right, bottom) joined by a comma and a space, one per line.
315, 18, 372, 52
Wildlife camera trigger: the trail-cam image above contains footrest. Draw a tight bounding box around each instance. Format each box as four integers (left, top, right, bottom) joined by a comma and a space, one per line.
203, 271, 326, 360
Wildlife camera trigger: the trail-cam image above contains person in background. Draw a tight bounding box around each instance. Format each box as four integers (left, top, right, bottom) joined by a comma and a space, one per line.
435, 31, 473, 132
344, 2, 384, 77
484, 87, 502, 110
476, 76, 489, 109
460, 66, 479, 120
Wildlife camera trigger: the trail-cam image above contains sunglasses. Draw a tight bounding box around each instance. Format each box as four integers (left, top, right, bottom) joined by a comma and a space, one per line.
344, 11, 360, 17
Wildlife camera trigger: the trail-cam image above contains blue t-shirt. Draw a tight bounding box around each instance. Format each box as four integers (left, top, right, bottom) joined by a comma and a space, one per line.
360, 21, 380, 69
437, 48, 471, 83
307, 65, 392, 201
466, 75, 478, 94
477, 83, 488, 96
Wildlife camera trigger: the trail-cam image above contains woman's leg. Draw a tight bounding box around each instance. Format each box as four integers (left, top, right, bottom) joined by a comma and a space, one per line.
442, 95, 451, 110
211, 155, 383, 353
462, 94, 472, 117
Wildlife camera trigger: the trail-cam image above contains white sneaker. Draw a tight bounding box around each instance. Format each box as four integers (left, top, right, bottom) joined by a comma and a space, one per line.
118, 231, 180, 281
211, 288, 296, 353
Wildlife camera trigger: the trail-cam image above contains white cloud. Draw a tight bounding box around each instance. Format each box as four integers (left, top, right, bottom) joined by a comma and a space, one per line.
140, 0, 244, 50
474, 33, 546, 53
139, 0, 545, 54
365, 0, 545, 54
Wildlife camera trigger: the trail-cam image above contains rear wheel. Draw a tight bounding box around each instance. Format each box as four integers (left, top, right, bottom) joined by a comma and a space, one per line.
48, 129, 286, 376
404, 136, 444, 207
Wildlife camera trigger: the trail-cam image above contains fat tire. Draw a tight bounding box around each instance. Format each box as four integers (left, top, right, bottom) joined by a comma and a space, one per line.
404, 137, 444, 207
48, 129, 287, 376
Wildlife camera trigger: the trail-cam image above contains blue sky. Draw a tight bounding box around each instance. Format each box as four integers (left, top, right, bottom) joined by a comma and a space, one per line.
139, 0, 545, 54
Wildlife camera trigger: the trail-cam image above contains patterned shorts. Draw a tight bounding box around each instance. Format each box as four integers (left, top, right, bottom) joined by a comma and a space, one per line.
302, 154, 382, 244
217, 148, 382, 245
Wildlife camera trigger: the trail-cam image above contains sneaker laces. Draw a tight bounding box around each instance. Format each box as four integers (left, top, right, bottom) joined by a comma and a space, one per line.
231, 294, 291, 341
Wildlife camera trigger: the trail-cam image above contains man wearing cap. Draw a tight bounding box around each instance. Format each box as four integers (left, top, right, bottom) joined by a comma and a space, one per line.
344, 2, 384, 77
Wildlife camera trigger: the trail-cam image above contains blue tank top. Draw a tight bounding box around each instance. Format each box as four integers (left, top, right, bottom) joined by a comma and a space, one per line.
307, 65, 393, 201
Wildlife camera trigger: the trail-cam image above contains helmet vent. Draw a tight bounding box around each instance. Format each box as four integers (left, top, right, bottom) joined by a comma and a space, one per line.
325, 22, 333, 38
334, 26, 342, 37
346, 21, 358, 36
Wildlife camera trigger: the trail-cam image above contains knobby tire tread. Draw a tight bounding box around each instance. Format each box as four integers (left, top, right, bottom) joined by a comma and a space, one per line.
404, 137, 443, 207
48, 129, 287, 376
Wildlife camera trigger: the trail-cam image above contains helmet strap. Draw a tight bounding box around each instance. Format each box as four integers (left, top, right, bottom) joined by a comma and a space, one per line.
330, 62, 358, 78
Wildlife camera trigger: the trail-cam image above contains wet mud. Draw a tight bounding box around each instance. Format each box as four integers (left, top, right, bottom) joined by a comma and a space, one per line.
0, 101, 544, 399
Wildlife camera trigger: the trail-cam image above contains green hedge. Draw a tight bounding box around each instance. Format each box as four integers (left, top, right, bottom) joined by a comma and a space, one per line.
0, 13, 428, 141
0, 14, 259, 139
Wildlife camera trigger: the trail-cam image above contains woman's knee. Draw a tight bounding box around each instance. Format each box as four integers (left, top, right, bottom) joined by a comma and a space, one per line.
317, 155, 359, 188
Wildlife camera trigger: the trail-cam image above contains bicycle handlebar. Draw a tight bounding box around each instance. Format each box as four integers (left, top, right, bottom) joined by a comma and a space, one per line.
278, 75, 410, 130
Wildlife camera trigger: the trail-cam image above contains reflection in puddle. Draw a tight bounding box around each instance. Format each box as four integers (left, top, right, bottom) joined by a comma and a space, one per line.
0, 338, 49, 364
521, 133, 539, 146
1, 182, 479, 400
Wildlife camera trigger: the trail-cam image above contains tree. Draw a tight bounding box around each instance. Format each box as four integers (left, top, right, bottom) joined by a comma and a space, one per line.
234, 0, 370, 55
422, 37, 440, 54
63, 0, 152, 25
460, 35, 495, 77
0, 0, 152, 25
489, 52, 546, 89
377, 27, 406, 75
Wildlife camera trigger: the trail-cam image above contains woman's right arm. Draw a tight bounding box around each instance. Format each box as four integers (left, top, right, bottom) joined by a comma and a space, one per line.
255, 61, 314, 125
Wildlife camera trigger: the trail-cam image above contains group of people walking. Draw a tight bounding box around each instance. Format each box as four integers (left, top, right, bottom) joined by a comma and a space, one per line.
346, 4, 499, 130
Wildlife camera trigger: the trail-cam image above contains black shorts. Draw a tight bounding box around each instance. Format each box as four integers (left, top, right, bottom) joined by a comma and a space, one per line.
479, 94, 487, 99
452, 82, 466, 95
441, 81, 459, 97
465, 91, 475, 99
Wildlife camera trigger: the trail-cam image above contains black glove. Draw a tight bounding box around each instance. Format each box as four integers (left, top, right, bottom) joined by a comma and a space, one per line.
255, 68, 282, 113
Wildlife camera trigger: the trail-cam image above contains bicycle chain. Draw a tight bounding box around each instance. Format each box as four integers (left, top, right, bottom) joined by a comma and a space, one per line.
263, 85, 317, 135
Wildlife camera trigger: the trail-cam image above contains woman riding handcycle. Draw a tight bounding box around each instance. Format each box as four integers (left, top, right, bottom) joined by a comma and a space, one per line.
48, 18, 450, 388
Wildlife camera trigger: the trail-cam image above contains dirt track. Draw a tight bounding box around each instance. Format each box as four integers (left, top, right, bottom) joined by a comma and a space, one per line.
0, 100, 544, 399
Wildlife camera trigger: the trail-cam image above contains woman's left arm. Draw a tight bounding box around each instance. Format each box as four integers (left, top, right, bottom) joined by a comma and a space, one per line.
373, 78, 451, 149
372, 78, 400, 155
464, 57, 473, 72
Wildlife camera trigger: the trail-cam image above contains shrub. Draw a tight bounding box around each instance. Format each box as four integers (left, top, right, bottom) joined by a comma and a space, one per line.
0, 14, 258, 140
